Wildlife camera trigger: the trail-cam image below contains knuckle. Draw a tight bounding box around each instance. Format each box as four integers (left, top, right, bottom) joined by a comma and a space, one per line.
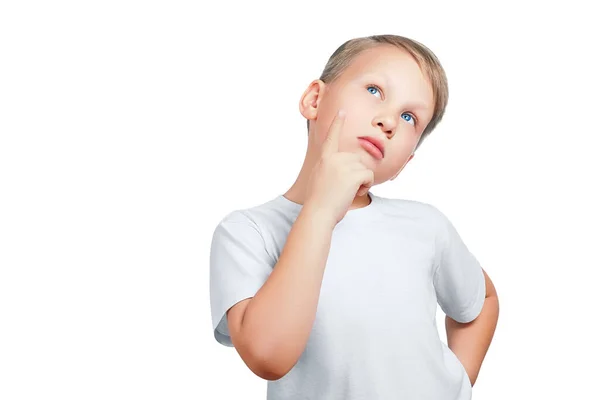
320, 153, 332, 163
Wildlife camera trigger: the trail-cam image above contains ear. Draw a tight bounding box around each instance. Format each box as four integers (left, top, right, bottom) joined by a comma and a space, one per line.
390, 153, 414, 181
299, 79, 326, 122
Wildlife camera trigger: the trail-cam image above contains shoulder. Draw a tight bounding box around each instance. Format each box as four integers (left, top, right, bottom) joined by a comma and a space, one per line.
211, 195, 290, 238
211, 208, 264, 243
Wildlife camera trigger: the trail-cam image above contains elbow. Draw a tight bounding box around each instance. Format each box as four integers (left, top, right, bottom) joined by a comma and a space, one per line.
236, 336, 293, 381
256, 367, 286, 381
246, 346, 291, 381
232, 317, 297, 381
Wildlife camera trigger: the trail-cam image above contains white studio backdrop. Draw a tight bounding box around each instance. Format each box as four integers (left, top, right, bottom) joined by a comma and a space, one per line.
1, 1, 599, 399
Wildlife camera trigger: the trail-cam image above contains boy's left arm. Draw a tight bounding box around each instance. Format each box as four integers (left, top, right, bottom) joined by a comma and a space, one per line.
446, 267, 499, 387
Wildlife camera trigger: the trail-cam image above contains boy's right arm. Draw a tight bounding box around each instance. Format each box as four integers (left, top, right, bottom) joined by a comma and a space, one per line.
227, 109, 373, 380
228, 205, 336, 380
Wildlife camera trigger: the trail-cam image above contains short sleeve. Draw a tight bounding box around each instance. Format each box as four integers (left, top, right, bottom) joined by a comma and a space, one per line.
209, 211, 275, 347
433, 209, 486, 323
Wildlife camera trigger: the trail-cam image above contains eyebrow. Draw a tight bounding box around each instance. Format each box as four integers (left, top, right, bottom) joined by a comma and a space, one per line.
405, 101, 429, 111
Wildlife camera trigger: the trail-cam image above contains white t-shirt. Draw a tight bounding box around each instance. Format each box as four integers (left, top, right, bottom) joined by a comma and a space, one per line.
209, 191, 486, 400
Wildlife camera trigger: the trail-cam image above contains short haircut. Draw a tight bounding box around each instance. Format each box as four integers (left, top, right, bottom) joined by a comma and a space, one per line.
307, 34, 449, 151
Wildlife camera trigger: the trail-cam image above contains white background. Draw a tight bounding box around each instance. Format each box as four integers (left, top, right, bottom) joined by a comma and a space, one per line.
1, 0, 599, 398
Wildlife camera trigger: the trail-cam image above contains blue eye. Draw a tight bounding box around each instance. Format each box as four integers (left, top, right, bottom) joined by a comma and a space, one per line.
401, 113, 416, 126
367, 84, 417, 127
367, 85, 381, 97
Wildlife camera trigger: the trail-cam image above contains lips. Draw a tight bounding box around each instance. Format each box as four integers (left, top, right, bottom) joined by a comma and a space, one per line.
358, 136, 385, 159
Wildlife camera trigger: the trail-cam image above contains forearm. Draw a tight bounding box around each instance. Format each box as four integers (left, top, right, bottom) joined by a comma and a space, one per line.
446, 293, 499, 386
241, 205, 335, 378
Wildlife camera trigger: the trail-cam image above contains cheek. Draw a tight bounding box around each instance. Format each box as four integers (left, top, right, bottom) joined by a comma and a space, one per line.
341, 107, 373, 139
372, 158, 407, 184
336, 90, 370, 114
346, 100, 371, 117
382, 144, 414, 170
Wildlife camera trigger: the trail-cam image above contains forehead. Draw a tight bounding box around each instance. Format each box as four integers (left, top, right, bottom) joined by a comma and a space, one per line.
337, 45, 433, 103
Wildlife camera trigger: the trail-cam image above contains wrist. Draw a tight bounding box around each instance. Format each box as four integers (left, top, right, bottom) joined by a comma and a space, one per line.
300, 202, 337, 231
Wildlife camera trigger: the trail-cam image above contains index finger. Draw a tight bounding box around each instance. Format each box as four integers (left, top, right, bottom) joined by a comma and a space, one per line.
321, 109, 346, 156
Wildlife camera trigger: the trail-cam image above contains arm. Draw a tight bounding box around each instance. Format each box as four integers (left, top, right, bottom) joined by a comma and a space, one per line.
230, 204, 336, 380
446, 268, 499, 386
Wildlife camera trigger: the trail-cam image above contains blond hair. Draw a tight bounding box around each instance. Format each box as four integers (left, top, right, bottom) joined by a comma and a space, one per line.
307, 34, 449, 151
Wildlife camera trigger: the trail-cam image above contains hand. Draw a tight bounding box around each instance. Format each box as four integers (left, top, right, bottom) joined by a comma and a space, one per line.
304, 109, 375, 226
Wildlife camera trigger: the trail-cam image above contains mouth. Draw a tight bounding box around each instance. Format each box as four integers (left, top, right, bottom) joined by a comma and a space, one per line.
358, 136, 385, 160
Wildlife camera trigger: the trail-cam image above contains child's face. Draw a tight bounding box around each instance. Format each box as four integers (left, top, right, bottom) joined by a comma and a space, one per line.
301, 44, 435, 184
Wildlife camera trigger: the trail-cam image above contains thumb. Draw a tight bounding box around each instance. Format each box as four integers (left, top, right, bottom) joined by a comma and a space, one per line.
357, 185, 369, 196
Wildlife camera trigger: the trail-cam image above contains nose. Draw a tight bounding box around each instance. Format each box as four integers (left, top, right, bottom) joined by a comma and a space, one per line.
373, 115, 398, 138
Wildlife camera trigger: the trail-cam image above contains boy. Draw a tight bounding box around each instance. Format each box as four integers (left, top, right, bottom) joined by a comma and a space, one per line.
210, 34, 499, 399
